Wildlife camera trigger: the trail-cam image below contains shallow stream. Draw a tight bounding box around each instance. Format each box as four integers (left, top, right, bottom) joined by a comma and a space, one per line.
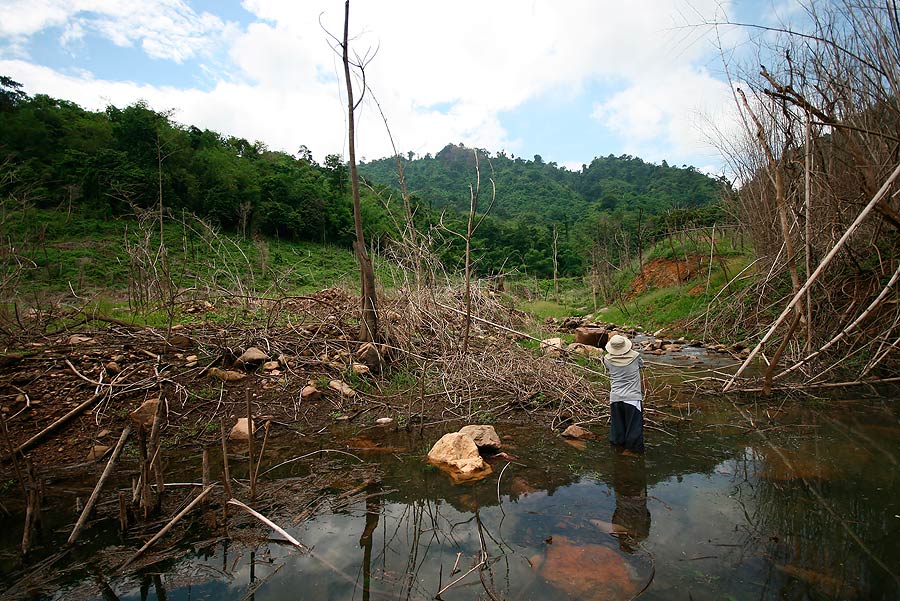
1, 392, 898, 600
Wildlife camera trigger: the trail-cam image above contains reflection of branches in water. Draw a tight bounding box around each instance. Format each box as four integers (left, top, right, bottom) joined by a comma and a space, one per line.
730, 401, 900, 597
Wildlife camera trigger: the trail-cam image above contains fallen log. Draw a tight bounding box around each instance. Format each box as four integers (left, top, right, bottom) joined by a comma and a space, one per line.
3, 392, 104, 462
67, 425, 132, 545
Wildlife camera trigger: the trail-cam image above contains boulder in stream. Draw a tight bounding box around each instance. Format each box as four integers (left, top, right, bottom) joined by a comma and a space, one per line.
458, 425, 502, 450
427, 432, 493, 483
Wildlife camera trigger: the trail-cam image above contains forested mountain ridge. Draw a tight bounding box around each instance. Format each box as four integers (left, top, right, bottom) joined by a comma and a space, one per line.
359, 142, 726, 222
0, 77, 730, 280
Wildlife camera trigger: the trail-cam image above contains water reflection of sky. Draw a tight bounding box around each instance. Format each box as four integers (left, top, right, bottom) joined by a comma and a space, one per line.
16, 399, 900, 600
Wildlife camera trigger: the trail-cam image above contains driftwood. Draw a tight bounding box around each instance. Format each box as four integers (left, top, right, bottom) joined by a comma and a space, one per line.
4, 392, 104, 461
220, 420, 233, 498
120, 484, 215, 570
725, 160, 900, 391
777, 260, 900, 379
226, 499, 306, 550
67, 425, 132, 545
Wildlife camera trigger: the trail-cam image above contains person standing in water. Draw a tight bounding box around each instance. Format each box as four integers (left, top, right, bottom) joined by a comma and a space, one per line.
603, 333, 645, 454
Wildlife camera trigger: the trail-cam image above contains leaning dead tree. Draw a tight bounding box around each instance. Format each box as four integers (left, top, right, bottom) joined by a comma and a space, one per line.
712, 0, 900, 390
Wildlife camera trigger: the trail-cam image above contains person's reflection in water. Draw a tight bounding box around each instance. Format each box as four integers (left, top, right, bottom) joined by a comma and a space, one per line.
610, 451, 651, 554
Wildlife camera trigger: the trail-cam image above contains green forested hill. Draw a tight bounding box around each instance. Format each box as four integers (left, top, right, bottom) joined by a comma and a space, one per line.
1, 77, 730, 281
359, 142, 725, 221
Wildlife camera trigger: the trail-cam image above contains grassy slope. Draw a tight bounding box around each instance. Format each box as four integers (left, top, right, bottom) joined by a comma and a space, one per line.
4, 209, 753, 340
2, 208, 360, 302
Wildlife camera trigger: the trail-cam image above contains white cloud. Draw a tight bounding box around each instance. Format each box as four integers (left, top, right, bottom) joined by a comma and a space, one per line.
0, 0, 234, 63
0, 0, 746, 168
590, 65, 741, 168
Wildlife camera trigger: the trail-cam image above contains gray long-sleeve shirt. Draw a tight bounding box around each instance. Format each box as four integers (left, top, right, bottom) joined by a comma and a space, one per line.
603, 355, 644, 411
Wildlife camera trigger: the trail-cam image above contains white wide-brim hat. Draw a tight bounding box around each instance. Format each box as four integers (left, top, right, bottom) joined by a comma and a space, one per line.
605, 334, 634, 356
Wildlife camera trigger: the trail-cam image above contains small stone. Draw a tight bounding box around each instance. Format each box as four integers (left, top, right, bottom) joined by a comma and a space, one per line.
262, 360, 280, 371
229, 417, 255, 441
129, 398, 160, 428
376, 417, 394, 425
561, 425, 594, 440
329, 380, 356, 396
301, 385, 321, 401
185, 361, 198, 368
186, 355, 198, 362
427, 432, 493, 483
168, 334, 194, 349
105, 361, 121, 374
68, 335, 92, 345
87, 445, 110, 461
15, 393, 26, 404
351, 362, 370, 375
209, 367, 247, 382
237, 347, 269, 367
541, 338, 565, 357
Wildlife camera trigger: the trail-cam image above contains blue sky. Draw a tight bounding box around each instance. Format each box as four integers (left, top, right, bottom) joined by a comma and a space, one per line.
0, 1, 789, 177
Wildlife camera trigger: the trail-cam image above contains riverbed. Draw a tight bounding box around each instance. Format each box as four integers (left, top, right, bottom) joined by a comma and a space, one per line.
1, 389, 897, 600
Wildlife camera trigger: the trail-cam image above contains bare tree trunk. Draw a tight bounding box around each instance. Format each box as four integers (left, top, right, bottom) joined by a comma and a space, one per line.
342, 0, 378, 343
552, 225, 559, 303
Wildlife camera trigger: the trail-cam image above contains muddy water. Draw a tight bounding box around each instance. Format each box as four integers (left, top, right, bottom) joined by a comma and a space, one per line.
2, 395, 899, 600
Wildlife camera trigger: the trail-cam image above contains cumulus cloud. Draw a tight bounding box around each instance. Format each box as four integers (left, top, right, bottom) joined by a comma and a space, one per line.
0, 0, 235, 63
0, 0, 744, 167
591, 66, 741, 171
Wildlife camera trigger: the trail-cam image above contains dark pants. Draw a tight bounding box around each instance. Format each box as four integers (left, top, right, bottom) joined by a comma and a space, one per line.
610, 402, 644, 453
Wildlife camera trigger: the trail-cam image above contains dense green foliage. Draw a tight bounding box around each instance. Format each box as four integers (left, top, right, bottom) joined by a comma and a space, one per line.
361, 143, 725, 220
1, 78, 731, 282
361, 143, 731, 276
0, 78, 354, 245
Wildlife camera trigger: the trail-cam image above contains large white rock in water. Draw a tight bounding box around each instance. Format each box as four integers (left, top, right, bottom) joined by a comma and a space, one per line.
427, 432, 493, 483
458, 425, 501, 450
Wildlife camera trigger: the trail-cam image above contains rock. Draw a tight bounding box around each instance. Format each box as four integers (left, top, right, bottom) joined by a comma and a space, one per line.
458, 425, 502, 450
566, 343, 604, 359
731, 341, 748, 351
375, 417, 394, 425
186, 355, 199, 362
129, 398, 160, 428
105, 361, 121, 375
573, 326, 609, 348
262, 360, 280, 371
541, 337, 564, 357
301, 385, 322, 401
351, 362, 370, 375
87, 445, 110, 461
236, 347, 269, 367
209, 367, 246, 382
68, 335, 92, 345
662, 344, 683, 352
14, 393, 26, 404
329, 380, 356, 396
229, 417, 255, 441
427, 432, 493, 483
356, 342, 382, 368
531, 536, 638, 599
561, 424, 594, 439
167, 334, 194, 349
